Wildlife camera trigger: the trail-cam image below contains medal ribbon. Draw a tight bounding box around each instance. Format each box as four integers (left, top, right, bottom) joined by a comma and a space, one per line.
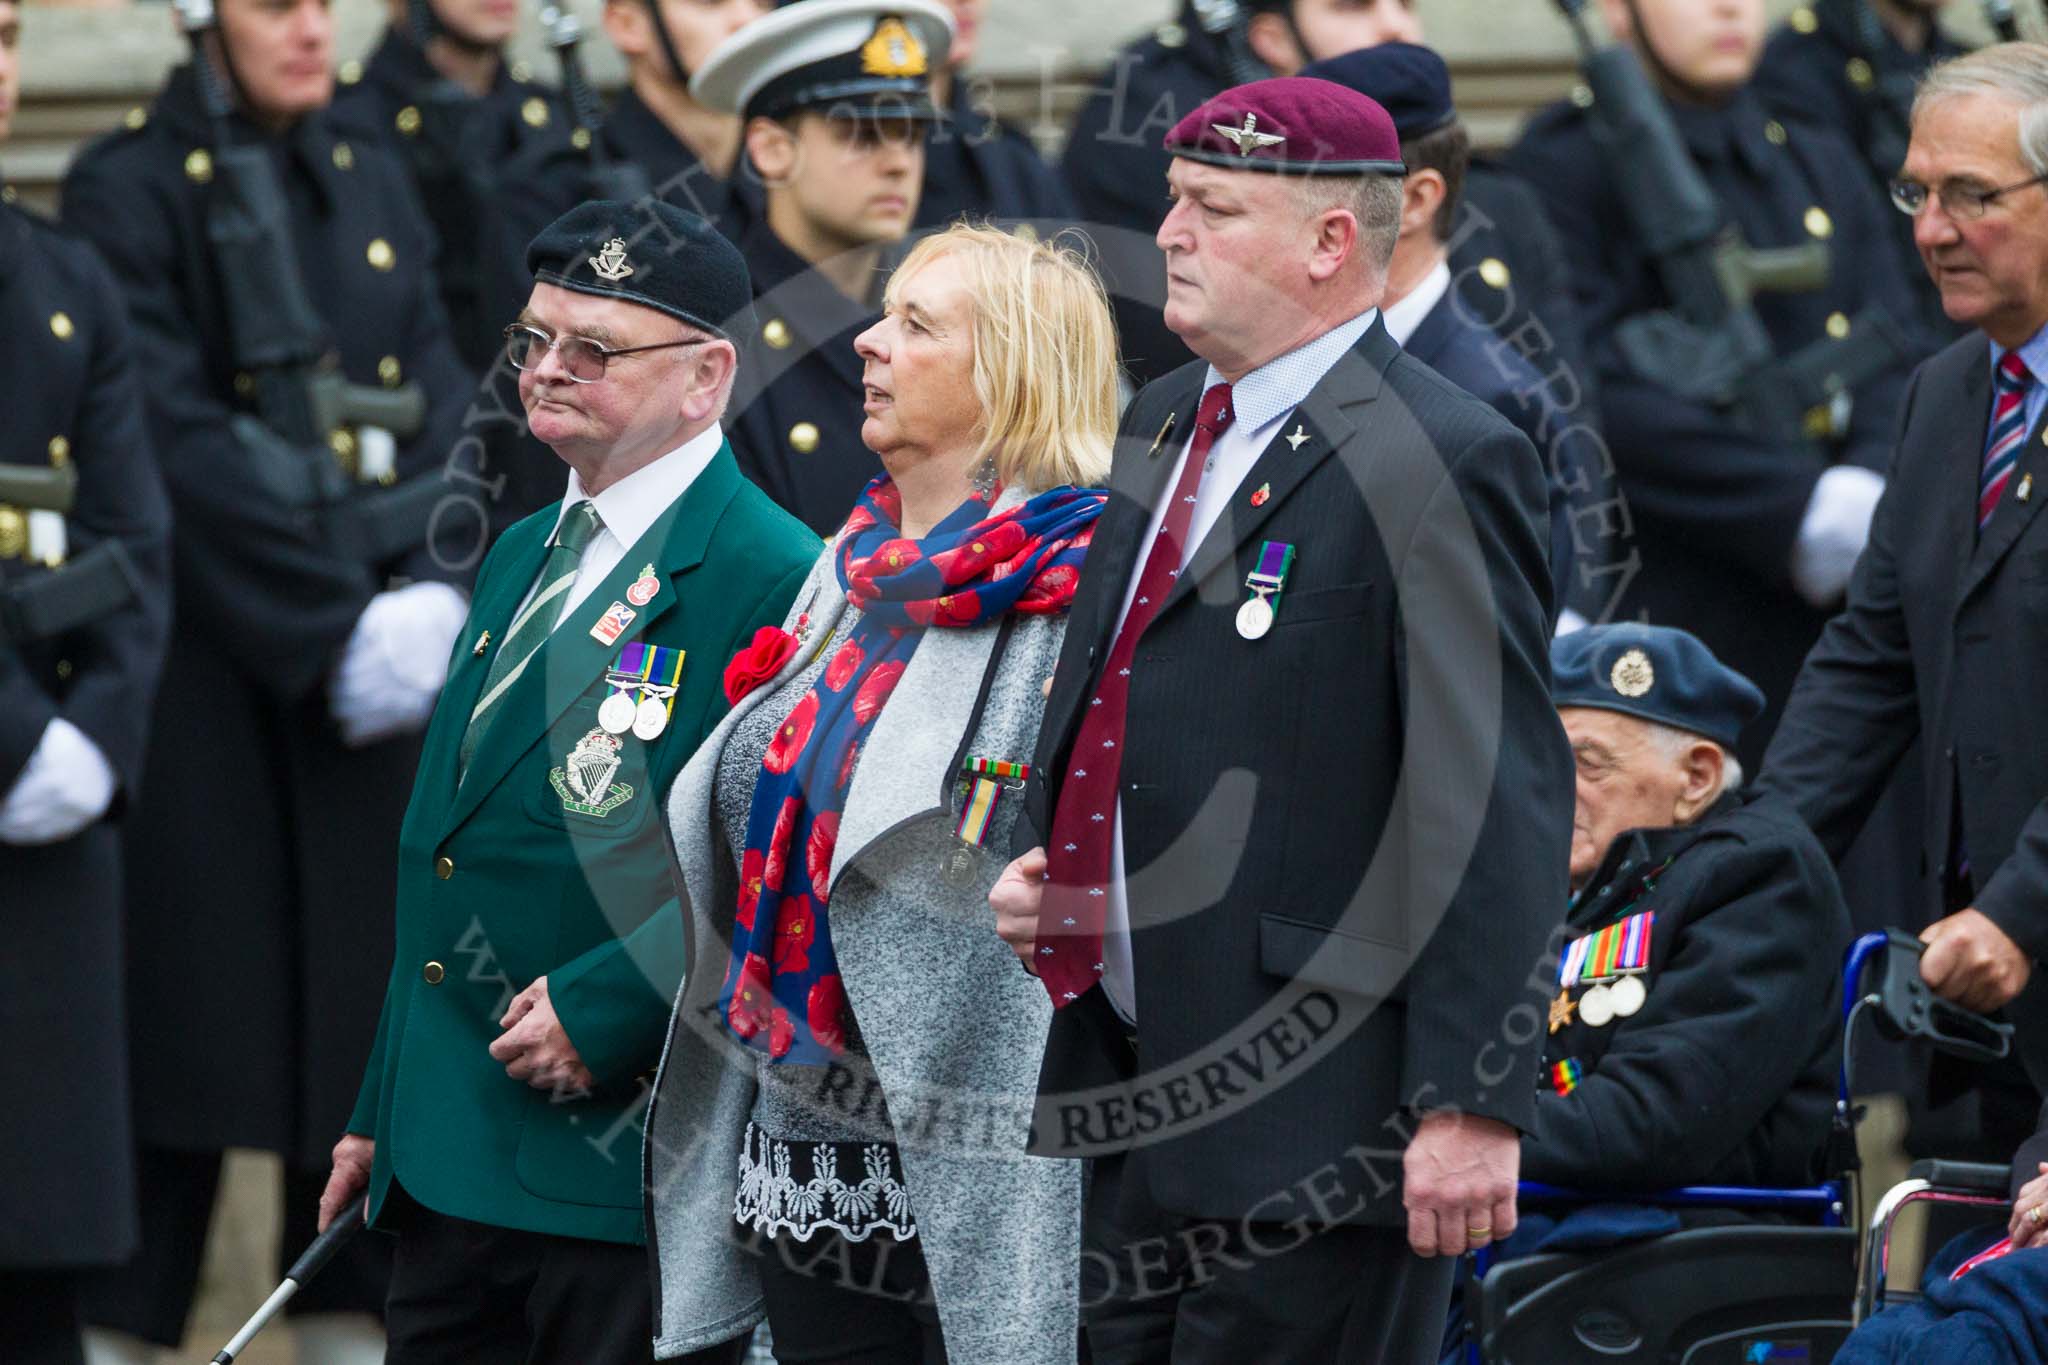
607, 642, 686, 718
1244, 540, 1295, 603
1559, 909, 1655, 988
954, 758, 1031, 847
1550, 1059, 1582, 1096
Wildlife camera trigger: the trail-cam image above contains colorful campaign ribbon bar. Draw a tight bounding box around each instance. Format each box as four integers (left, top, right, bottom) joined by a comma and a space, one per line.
1549, 1059, 1582, 1096
1559, 909, 1655, 988
962, 756, 1029, 783
1246, 539, 1296, 592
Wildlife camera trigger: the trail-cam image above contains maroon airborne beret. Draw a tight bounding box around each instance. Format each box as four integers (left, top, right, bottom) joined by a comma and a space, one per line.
1164, 76, 1407, 176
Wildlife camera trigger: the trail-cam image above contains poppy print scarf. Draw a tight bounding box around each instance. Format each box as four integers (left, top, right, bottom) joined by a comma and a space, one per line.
718, 476, 1105, 1065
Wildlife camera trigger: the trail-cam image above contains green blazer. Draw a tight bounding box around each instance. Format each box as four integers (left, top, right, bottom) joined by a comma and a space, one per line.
348, 444, 816, 1244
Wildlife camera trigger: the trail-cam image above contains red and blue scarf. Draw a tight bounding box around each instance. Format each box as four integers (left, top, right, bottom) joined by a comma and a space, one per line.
718, 476, 1104, 1064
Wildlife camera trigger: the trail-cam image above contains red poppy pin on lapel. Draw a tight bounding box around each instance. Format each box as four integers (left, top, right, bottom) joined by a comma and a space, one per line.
1249, 483, 1270, 508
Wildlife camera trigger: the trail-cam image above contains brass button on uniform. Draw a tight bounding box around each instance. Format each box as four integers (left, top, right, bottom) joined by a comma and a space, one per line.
762, 318, 792, 349
1570, 83, 1594, 109
396, 106, 422, 136
55, 659, 73, 681
185, 149, 213, 184
510, 60, 533, 83
0, 508, 25, 560
378, 355, 403, 387
1763, 120, 1787, 147
1155, 21, 1186, 47
1478, 257, 1511, 290
423, 960, 446, 985
332, 142, 355, 171
329, 427, 358, 461
1847, 58, 1874, 91
789, 422, 820, 454
123, 107, 148, 131
338, 58, 364, 86
434, 855, 454, 880
49, 312, 74, 341
571, 127, 592, 151
1804, 206, 1834, 239
1826, 311, 1852, 339
48, 436, 70, 466
522, 96, 551, 129
367, 238, 396, 271
1790, 6, 1817, 33
234, 371, 256, 398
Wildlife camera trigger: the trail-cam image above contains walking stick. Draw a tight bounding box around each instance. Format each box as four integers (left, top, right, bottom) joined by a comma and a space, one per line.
208, 1201, 367, 1363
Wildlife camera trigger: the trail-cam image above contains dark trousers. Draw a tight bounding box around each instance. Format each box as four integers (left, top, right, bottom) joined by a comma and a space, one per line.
754, 1227, 945, 1364
1081, 1153, 1455, 1365
81, 1146, 390, 1347
1, 1270, 85, 1365
383, 1187, 743, 1365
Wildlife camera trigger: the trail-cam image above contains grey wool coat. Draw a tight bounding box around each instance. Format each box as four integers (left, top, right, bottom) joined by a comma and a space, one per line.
646, 500, 1084, 1363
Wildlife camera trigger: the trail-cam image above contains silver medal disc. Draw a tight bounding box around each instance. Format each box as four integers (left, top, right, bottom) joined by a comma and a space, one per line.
1236, 595, 1274, 640
598, 691, 636, 735
632, 695, 669, 741
1577, 983, 1615, 1028
1608, 974, 1646, 1018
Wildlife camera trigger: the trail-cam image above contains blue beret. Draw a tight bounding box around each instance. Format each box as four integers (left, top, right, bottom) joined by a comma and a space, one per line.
1166, 77, 1405, 176
1298, 43, 1458, 143
1550, 623, 1765, 750
525, 200, 755, 344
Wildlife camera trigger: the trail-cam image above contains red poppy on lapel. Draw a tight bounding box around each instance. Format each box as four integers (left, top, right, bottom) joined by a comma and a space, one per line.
724, 625, 799, 704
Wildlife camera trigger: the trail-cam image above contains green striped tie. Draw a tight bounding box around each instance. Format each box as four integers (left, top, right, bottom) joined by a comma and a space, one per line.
458, 500, 604, 779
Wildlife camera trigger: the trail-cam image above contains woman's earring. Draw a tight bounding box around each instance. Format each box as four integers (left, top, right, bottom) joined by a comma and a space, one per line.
970, 456, 997, 500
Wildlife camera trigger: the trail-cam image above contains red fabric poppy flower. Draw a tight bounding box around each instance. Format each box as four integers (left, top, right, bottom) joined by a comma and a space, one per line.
724, 626, 799, 704
773, 895, 816, 974
852, 660, 906, 724
763, 795, 800, 893
824, 638, 866, 692
737, 848, 766, 930
806, 811, 839, 895
762, 691, 820, 774
768, 1007, 795, 1059
808, 974, 849, 1053
729, 953, 773, 1039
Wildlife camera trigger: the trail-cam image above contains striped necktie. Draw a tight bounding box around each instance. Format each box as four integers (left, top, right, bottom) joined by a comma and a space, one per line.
458, 500, 603, 777
1981, 350, 2033, 528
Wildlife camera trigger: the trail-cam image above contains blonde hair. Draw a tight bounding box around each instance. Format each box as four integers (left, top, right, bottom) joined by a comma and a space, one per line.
883, 224, 1117, 492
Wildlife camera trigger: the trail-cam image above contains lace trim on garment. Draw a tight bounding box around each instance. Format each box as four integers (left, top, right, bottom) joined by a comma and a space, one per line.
733, 1121, 918, 1243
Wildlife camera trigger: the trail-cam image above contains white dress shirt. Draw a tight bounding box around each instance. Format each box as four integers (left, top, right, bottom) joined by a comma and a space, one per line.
1379, 260, 1451, 350
524, 423, 725, 629
1099, 309, 1379, 1023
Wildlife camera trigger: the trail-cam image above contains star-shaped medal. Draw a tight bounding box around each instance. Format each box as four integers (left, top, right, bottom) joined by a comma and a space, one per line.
1548, 989, 1577, 1034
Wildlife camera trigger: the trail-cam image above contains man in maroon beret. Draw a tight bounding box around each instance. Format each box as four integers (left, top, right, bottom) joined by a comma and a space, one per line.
992, 76, 1572, 1362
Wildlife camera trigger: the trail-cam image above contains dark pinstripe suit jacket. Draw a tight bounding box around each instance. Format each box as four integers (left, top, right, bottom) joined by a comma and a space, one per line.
1019, 316, 1574, 1226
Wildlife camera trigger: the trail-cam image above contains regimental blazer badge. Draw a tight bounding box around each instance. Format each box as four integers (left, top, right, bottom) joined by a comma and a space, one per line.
549, 727, 636, 817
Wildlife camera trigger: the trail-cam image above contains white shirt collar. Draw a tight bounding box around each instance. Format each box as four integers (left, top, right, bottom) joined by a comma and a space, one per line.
548, 423, 725, 552
1381, 260, 1453, 349
1206, 307, 1380, 436
1990, 319, 2048, 382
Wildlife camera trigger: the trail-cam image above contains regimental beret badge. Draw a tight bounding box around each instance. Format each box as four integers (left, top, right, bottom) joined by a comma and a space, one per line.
1610, 648, 1655, 698
861, 17, 926, 78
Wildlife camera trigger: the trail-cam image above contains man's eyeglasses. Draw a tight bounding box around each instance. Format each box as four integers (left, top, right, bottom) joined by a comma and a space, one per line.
503, 324, 710, 384
1889, 171, 2048, 221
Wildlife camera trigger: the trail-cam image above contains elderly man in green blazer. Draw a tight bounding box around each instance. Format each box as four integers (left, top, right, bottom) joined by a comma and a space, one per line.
318, 199, 816, 1364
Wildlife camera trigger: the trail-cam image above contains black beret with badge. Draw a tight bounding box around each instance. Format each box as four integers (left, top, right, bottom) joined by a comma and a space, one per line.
525, 199, 756, 343
1550, 623, 1766, 751
692, 0, 955, 123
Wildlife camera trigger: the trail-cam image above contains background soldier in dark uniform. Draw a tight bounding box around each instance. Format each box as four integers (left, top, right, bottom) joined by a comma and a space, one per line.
1534, 624, 1847, 1196
691, 0, 953, 534
0, 5, 172, 1360
1059, 0, 1592, 400
915, 0, 1074, 228
333, 0, 572, 373
1506, 0, 1921, 769
505, 0, 769, 250
1755, 0, 1969, 348
64, 0, 476, 1358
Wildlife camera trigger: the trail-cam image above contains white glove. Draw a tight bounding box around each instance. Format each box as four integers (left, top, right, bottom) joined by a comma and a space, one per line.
1555, 607, 1590, 639
331, 582, 471, 748
0, 717, 117, 845
1791, 466, 1885, 608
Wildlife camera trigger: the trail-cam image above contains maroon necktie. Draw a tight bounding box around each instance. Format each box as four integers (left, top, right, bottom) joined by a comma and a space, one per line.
1036, 382, 1234, 1005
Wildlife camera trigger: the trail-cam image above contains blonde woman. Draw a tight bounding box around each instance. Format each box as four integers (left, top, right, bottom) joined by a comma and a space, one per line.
644, 224, 1117, 1364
